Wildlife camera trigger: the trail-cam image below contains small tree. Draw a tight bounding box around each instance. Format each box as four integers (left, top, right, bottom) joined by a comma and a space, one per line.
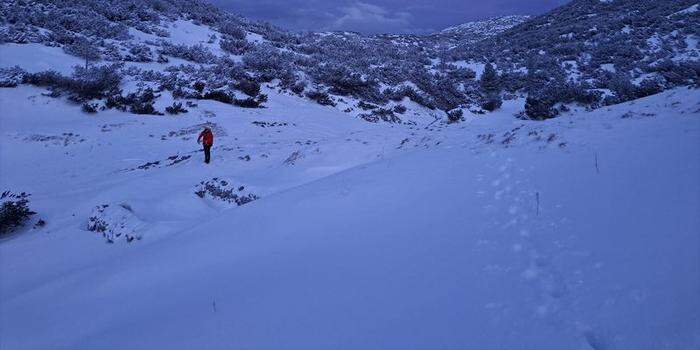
480, 63, 503, 111
0, 191, 36, 235
480, 63, 500, 94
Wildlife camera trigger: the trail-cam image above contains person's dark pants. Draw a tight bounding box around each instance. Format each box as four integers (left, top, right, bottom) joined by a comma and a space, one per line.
203, 145, 212, 164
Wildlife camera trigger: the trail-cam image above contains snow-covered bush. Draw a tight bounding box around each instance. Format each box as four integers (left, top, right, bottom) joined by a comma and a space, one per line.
390, 86, 433, 109
87, 203, 143, 243
524, 95, 559, 120
202, 90, 234, 104
219, 22, 247, 40
393, 104, 407, 114
0, 66, 26, 88
482, 94, 503, 111
159, 43, 216, 64
652, 60, 700, 86
0, 24, 43, 44
357, 101, 378, 110
635, 78, 664, 98
69, 64, 123, 100
305, 90, 335, 106
81, 102, 98, 113
447, 109, 463, 123
242, 44, 295, 83
126, 44, 154, 62
235, 79, 260, 97
125, 88, 162, 115
165, 102, 188, 115
101, 42, 124, 61
0, 191, 36, 235
312, 64, 383, 103
360, 108, 401, 123
220, 38, 253, 55
233, 94, 267, 108
63, 37, 101, 66
290, 81, 306, 95
195, 178, 259, 206
24, 64, 122, 102
605, 74, 638, 104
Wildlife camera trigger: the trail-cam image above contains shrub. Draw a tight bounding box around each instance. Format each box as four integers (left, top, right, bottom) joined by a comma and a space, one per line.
70, 64, 122, 100
202, 90, 233, 104
371, 108, 400, 123
219, 22, 247, 40
220, 38, 253, 55
305, 90, 336, 106
233, 97, 259, 108
104, 93, 128, 111
524, 95, 559, 120
125, 88, 162, 115
165, 102, 188, 115
126, 44, 153, 62
159, 43, 215, 64
193, 81, 206, 93
313, 64, 383, 103
234, 94, 267, 108
482, 94, 503, 111
63, 37, 101, 67
195, 178, 259, 206
236, 79, 260, 97
130, 100, 160, 115
635, 78, 663, 98
24, 65, 122, 102
0, 66, 26, 87
447, 109, 463, 123
607, 74, 637, 102
357, 101, 378, 110
0, 191, 36, 235
290, 81, 306, 95
23, 70, 67, 87
393, 104, 407, 114
242, 44, 294, 82
82, 102, 98, 113
395, 86, 434, 109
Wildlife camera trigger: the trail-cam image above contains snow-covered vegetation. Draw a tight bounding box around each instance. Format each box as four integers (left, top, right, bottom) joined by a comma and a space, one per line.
0, 0, 699, 349
3, 0, 695, 118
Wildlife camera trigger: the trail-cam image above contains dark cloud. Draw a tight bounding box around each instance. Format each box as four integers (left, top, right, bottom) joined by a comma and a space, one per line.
209, 0, 570, 34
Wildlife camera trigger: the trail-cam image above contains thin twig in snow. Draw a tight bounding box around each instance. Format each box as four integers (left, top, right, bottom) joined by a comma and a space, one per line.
595, 153, 600, 174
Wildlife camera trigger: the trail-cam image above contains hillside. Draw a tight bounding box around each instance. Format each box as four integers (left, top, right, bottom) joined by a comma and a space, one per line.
1, 0, 697, 119
457, 0, 700, 104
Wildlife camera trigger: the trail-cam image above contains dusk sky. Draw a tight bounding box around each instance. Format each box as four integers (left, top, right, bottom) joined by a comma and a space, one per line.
209, 0, 570, 34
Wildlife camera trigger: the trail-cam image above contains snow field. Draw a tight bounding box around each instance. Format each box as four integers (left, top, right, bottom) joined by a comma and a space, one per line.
1, 85, 699, 349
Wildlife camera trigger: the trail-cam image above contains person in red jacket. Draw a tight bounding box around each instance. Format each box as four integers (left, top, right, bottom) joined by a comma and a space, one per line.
197, 127, 214, 164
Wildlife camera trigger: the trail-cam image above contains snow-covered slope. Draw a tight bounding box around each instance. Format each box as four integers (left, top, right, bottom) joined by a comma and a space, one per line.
1, 84, 699, 349
439, 15, 529, 44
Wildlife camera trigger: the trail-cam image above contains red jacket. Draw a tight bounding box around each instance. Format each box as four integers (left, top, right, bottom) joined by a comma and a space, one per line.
198, 129, 214, 146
